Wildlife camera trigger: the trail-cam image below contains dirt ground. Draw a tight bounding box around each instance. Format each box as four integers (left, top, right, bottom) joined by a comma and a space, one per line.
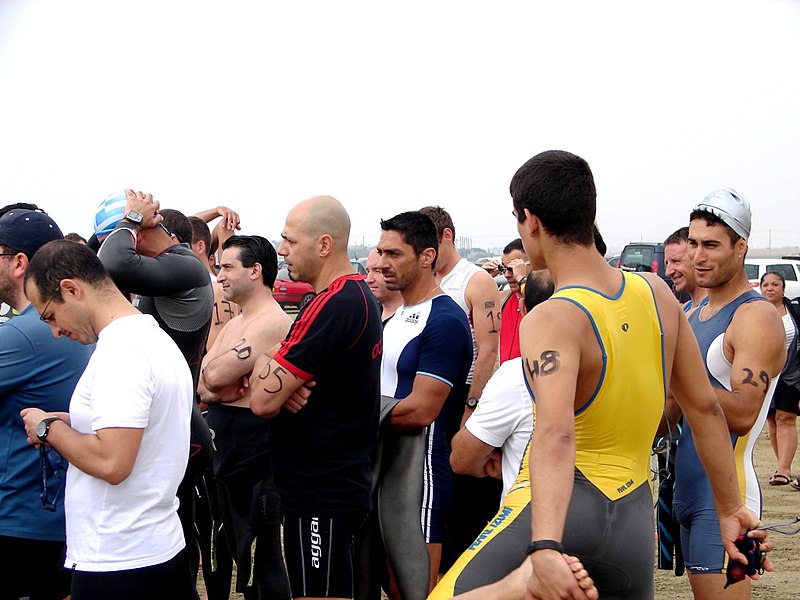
201, 427, 800, 599
654, 427, 800, 599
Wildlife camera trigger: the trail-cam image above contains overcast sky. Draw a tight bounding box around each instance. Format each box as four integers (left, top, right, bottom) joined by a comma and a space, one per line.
1, 0, 798, 254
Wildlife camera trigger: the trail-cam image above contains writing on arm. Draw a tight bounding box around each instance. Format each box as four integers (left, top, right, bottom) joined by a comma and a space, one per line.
249, 352, 305, 419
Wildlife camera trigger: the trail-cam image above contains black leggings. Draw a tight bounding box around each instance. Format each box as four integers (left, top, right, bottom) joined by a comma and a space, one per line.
71, 549, 196, 600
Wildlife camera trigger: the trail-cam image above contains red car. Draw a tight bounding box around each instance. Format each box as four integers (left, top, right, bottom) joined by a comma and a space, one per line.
274, 267, 316, 310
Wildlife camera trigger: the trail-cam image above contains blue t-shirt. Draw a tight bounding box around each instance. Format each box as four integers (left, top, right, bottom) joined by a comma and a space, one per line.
0, 305, 94, 541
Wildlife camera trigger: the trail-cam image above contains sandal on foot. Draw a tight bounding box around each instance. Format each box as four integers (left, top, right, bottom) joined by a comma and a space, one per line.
791, 477, 800, 490
769, 473, 791, 485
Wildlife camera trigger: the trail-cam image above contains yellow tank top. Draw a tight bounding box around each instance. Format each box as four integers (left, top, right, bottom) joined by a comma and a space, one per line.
549, 272, 666, 501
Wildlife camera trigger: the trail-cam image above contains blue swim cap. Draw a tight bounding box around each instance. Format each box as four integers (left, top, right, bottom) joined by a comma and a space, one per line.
94, 191, 127, 237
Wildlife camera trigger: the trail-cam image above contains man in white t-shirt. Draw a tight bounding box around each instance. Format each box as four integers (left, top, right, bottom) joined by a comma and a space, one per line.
20, 239, 196, 599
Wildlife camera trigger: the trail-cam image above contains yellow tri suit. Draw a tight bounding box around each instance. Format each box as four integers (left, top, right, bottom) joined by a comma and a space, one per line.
430, 272, 665, 600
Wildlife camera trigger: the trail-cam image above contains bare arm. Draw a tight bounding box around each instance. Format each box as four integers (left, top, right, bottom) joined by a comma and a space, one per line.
192, 205, 241, 230
466, 270, 501, 399
521, 302, 592, 599
248, 353, 306, 419
21, 408, 143, 485
450, 429, 498, 478
388, 374, 452, 430
713, 301, 786, 436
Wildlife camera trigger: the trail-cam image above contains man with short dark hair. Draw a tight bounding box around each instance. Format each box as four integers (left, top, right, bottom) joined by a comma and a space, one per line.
198, 235, 292, 600
510, 151, 770, 599
21, 239, 196, 599
249, 195, 382, 600
377, 210, 473, 593
673, 190, 785, 600
482, 238, 531, 364
0, 210, 94, 600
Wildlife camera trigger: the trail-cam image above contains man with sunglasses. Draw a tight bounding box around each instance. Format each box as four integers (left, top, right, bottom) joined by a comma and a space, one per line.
0, 209, 94, 600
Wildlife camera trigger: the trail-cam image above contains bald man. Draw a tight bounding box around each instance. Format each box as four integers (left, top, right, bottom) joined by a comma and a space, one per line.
249, 196, 383, 600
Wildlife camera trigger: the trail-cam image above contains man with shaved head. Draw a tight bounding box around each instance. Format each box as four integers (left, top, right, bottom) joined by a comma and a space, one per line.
249, 196, 382, 600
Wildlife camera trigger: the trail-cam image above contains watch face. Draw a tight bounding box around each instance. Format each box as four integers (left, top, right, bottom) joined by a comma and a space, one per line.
36, 419, 49, 440
125, 210, 144, 223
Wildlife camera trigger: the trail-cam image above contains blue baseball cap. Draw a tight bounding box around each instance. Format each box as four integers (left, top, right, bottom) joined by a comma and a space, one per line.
0, 209, 64, 258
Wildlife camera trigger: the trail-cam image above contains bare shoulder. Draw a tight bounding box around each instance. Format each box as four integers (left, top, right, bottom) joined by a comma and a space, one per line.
730, 297, 785, 338
466, 267, 501, 302
521, 296, 590, 339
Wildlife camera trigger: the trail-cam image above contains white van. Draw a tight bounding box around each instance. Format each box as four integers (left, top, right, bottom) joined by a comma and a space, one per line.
745, 257, 800, 299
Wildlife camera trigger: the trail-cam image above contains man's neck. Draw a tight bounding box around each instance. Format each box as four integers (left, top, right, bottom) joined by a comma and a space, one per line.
545, 243, 616, 293
95, 296, 140, 333
237, 288, 278, 317
689, 287, 708, 308
703, 270, 752, 312
311, 257, 356, 293
381, 295, 403, 319
434, 245, 461, 278
400, 274, 440, 306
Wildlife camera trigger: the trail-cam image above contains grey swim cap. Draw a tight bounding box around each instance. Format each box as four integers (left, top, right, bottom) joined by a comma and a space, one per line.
694, 188, 751, 240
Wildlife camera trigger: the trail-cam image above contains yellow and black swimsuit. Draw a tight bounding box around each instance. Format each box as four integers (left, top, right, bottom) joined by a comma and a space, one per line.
430, 272, 666, 599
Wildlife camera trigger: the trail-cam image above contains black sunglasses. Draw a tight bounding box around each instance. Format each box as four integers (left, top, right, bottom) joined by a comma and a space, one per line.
40, 446, 65, 512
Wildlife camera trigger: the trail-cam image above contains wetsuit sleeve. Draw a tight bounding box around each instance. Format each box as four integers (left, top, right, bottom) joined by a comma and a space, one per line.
274, 281, 368, 380
98, 226, 208, 297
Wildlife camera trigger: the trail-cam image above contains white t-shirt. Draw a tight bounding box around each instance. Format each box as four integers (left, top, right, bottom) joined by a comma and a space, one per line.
464, 357, 533, 503
65, 314, 193, 572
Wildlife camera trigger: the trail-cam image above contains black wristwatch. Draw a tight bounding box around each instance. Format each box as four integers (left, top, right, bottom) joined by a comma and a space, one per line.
123, 209, 144, 224
36, 417, 63, 443
526, 539, 565, 555
465, 396, 479, 409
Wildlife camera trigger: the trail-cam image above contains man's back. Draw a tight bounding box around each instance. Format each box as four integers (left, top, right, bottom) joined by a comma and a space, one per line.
0, 307, 94, 540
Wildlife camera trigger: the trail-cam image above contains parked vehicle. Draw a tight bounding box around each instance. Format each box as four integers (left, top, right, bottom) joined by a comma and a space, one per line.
618, 243, 670, 286
351, 259, 367, 276
274, 267, 315, 310
745, 257, 800, 299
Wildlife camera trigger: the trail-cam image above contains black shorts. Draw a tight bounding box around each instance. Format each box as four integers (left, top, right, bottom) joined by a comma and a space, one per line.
282, 513, 365, 598
70, 549, 196, 600
770, 379, 800, 414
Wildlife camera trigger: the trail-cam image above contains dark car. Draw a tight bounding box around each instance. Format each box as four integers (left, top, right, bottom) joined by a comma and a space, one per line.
619, 243, 669, 283
273, 267, 315, 310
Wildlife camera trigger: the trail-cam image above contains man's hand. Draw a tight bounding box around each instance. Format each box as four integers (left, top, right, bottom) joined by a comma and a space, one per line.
507, 257, 531, 283
20, 407, 48, 446
527, 550, 597, 600
718, 505, 774, 578
482, 259, 502, 277
284, 380, 316, 413
124, 189, 163, 228
484, 449, 503, 479
214, 206, 241, 232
